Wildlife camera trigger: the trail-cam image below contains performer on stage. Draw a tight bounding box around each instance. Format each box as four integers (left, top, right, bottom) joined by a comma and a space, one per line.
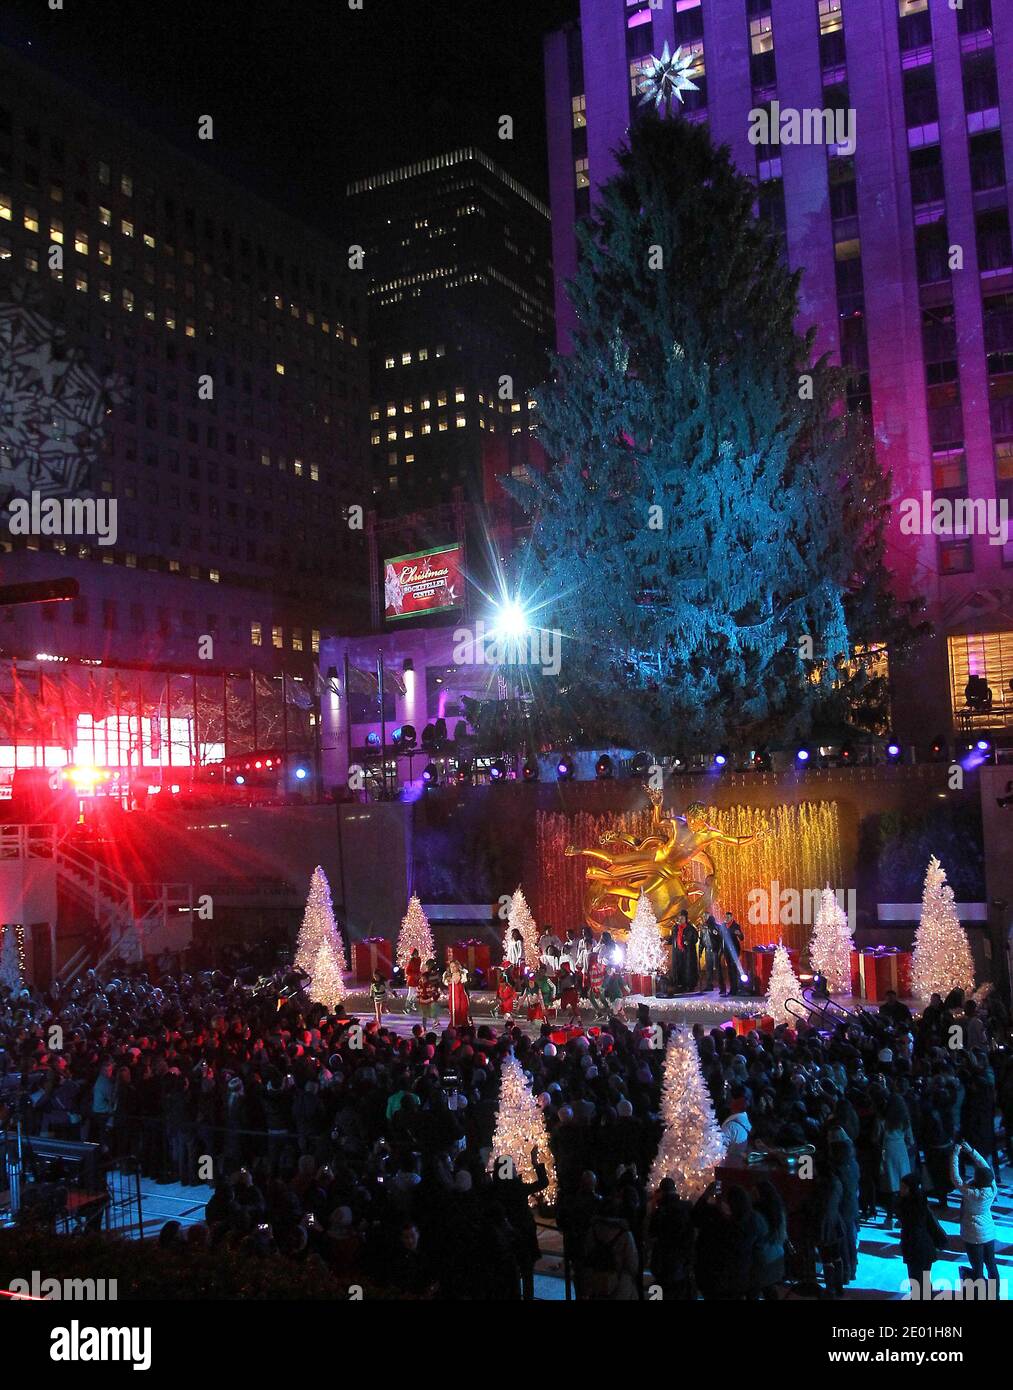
443, 959, 471, 1028
404, 949, 422, 1011
495, 972, 517, 1022
417, 959, 441, 1028
505, 927, 525, 982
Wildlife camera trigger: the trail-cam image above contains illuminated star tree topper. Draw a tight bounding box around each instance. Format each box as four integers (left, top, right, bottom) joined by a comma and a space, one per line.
637, 43, 699, 115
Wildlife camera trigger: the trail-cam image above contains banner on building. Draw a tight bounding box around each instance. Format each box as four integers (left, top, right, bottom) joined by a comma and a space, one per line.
383, 543, 463, 621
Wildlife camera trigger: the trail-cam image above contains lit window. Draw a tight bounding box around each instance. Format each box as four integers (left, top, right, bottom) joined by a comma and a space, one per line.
121, 218, 134, 238
272, 625, 283, 649
456, 414, 466, 428
420, 396, 431, 410
98, 161, 111, 186
576, 158, 590, 190
371, 432, 381, 446
0, 194, 11, 221
292, 628, 304, 652
251, 621, 263, 646
435, 344, 445, 357
438, 418, 448, 431
24, 206, 39, 233
74, 271, 88, 293
120, 173, 133, 196
293, 459, 304, 477
386, 402, 397, 417
185, 319, 196, 338
750, 15, 774, 56
404, 426, 414, 439
454, 388, 465, 403
819, 0, 843, 34
370, 408, 381, 421
122, 287, 134, 312
401, 351, 412, 365
385, 355, 396, 369
387, 429, 397, 442
209, 568, 220, 583
98, 240, 112, 265
311, 629, 320, 654
98, 205, 111, 226
405, 454, 415, 464
143, 232, 155, 249
74, 230, 88, 254
49, 219, 63, 244
310, 464, 319, 481
421, 422, 431, 435
437, 391, 448, 407
275, 362, 285, 374
165, 309, 177, 330
511, 401, 521, 413
418, 347, 428, 361
99, 279, 111, 302
572, 94, 587, 129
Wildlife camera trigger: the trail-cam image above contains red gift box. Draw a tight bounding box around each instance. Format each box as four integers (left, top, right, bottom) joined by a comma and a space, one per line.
351, 937, 391, 983
627, 972, 656, 997
850, 947, 912, 1003
733, 1015, 759, 1036
748, 945, 799, 991
446, 939, 491, 978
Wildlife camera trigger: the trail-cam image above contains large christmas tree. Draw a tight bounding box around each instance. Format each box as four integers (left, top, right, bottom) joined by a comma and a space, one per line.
626, 892, 667, 975
506, 887, 540, 969
765, 942, 802, 1026
808, 885, 854, 994
295, 866, 346, 1002
396, 894, 435, 969
648, 1028, 726, 1199
505, 112, 916, 748
488, 1054, 557, 1206
911, 856, 974, 1000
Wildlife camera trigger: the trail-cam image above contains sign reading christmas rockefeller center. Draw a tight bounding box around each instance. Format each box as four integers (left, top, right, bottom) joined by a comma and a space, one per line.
383, 543, 463, 621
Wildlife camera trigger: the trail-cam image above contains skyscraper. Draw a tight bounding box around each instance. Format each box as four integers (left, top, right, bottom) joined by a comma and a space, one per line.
544, 0, 1012, 743
347, 147, 554, 514
0, 42, 369, 682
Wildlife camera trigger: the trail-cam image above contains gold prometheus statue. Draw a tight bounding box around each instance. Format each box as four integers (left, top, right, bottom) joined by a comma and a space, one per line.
564, 786, 765, 939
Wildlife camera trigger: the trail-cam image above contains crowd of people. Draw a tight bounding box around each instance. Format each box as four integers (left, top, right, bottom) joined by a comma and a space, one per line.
1, 956, 1011, 1299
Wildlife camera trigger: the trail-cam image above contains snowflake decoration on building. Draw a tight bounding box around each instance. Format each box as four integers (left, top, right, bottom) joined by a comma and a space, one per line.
0, 279, 128, 512
384, 562, 406, 615
637, 43, 699, 113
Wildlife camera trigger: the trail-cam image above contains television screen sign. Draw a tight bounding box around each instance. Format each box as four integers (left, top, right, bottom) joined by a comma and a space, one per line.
383, 544, 463, 621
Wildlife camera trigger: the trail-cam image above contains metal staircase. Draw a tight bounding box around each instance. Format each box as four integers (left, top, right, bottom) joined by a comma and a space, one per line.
55, 834, 192, 974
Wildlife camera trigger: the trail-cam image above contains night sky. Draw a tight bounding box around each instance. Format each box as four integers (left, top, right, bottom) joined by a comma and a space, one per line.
0, 0, 579, 234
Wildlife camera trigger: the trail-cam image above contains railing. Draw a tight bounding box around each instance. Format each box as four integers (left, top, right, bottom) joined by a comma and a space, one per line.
0, 823, 57, 860
1, 1125, 143, 1238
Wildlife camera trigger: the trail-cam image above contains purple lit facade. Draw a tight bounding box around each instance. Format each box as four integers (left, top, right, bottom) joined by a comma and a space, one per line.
544, 0, 1013, 743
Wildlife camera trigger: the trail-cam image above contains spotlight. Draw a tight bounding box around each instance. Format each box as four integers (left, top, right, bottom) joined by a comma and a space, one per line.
975, 737, 994, 761
422, 763, 438, 785
556, 755, 574, 781
295, 767, 308, 781
522, 760, 539, 782
596, 754, 614, 779
630, 751, 651, 778
365, 732, 380, 747
713, 748, 728, 768
490, 597, 529, 641
490, 758, 507, 781
796, 746, 810, 764
884, 738, 902, 763
235, 775, 246, 785
393, 724, 417, 749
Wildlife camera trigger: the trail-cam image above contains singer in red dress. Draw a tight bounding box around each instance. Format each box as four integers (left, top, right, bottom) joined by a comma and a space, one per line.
443, 960, 471, 1027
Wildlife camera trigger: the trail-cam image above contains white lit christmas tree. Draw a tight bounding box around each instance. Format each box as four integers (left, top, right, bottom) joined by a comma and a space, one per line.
506, 887, 540, 970
648, 1028, 727, 1200
308, 936, 346, 1007
396, 894, 435, 969
488, 1053, 557, 1206
295, 866, 346, 1002
765, 941, 802, 1026
626, 892, 667, 976
808, 885, 854, 994
0, 923, 23, 994
911, 855, 974, 1001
